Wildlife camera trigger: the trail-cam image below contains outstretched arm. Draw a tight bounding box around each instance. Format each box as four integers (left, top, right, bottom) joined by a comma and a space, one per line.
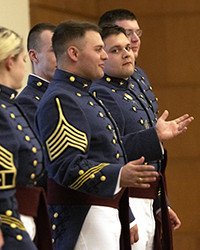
156, 110, 194, 142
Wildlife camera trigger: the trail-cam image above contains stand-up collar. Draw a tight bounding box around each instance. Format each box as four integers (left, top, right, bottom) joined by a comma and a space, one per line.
54, 69, 92, 92
0, 84, 17, 103
103, 74, 130, 89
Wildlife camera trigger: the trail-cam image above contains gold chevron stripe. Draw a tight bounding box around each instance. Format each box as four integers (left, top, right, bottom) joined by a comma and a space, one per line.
1, 214, 27, 231
46, 98, 88, 161
69, 163, 109, 190
0, 146, 16, 189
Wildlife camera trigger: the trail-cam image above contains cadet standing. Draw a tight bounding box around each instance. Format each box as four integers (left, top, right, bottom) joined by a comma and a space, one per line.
35, 20, 159, 250
0, 27, 52, 250
92, 20, 193, 250
17, 22, 57, 126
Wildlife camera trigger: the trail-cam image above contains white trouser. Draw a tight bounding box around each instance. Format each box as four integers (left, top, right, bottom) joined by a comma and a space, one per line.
20, 214, 36, 240
74, 206, 121, 250
130, 198, 155, 250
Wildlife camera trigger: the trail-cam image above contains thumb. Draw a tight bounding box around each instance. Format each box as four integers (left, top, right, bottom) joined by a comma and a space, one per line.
159, 110, 169, 121
131, 156, 145, 165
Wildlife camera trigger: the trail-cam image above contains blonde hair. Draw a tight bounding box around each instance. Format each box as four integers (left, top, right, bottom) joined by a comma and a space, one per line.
0, 27, 23, 63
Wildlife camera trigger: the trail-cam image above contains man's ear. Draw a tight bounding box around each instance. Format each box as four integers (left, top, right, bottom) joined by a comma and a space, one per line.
68, 46, 79, 62
29, 49, 38, 63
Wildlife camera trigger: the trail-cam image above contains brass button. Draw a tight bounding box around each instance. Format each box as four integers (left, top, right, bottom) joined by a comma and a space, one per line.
132, 107, 136, 111
52, 225, 56, 230
140, 120, 144, 124
25, 135, 30, 141
32, 147, 37, 153
10, 113, 15, 119
90, 174, 95, 179
52, 239, 55, 244
54, 213, 58, 218
70, 76, 75, 82
37, 82, 42, 87
100, 176, 106, 181
10, 223, 17, 228
79, 170, 84, 175
111, 89, 116, 92
119, 81, 124, 85
113, 139, 116, 144
89, 102, 94, 106
16, 235, 23, 241
106, 77, 111, 82
99, 112, 104, 117
33, 160, 37, 166
6, 210, 12, 216
1, 104, 6, 108
156, 97, 158, 101
150, 86, 152, 90
76, 93, 81, 97
116, 153, 120, 159
17, 125, 22, 130
30, 173, 35, 179
35, 96, 40, 100
108, 125, 112, 130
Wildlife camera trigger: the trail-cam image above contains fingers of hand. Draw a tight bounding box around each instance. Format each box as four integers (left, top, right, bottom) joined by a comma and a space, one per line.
178, 117, 194, 132
159, 110, 169, 122
137, 176, 157, 185
136, 167, 159, 185
175, 114, 189, 124
131, 156, 145, 165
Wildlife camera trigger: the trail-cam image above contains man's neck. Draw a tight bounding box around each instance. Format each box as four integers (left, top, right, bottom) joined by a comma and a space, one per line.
30, 73, 49, 83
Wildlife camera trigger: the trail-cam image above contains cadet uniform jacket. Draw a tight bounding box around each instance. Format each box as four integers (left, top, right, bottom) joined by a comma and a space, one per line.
0, 84, 45, 250
91, 68, 162, 171
35, 69, 133, 250
16, 74, 49, 191
91, 66, 173, 250
91, 69, 164, 201
16, 74, 49, 127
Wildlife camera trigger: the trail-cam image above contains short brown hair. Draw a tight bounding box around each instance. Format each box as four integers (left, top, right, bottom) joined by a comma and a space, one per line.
52, 20, 101, 60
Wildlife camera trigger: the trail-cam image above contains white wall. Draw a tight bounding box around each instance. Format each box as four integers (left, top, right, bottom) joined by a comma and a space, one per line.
0, 0, 31, 91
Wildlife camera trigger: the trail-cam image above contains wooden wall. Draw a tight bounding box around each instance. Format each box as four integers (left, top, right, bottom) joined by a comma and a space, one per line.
29, 0, 200, 249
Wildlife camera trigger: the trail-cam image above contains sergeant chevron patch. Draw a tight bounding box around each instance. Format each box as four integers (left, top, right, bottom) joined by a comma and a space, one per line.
0, 146, 17, 189
1, 214, 27, 231
69, 163, 109, 190
46, 98, 88, 161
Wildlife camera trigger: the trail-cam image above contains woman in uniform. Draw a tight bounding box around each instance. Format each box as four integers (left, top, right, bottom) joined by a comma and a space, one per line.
0, 27, 52, 250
